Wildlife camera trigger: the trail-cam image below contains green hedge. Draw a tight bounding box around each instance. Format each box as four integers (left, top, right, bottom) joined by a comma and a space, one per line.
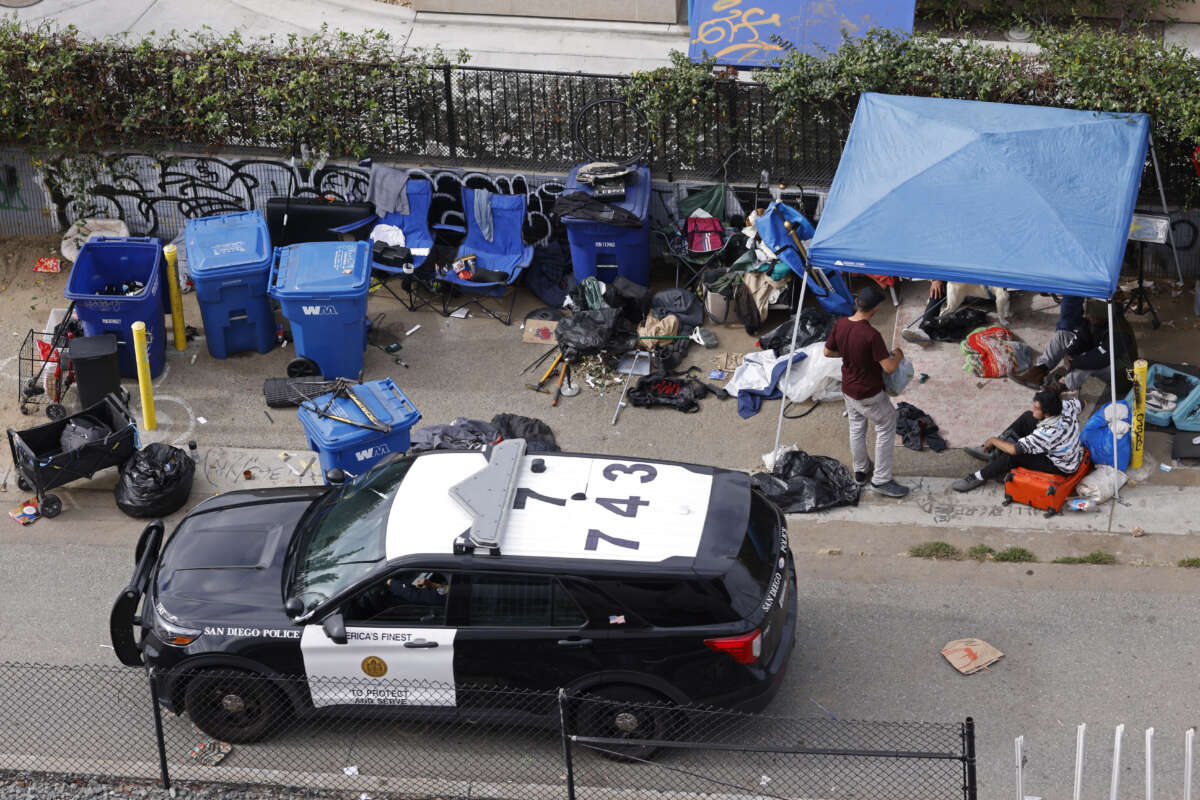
0, 19, 456, 159
629, 26, 1200, 202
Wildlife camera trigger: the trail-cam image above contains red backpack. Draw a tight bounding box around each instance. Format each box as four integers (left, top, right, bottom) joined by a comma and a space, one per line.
686, 215, 724, 253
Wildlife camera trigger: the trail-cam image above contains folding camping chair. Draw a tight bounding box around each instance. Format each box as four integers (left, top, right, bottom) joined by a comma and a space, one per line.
332, 176, 435, 309
655, 182, 740, 289
434, 187, 533, 325
756, 200, 856, 316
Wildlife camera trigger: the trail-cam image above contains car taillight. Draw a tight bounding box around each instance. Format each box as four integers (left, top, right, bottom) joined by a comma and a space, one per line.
704, 629, 762, 664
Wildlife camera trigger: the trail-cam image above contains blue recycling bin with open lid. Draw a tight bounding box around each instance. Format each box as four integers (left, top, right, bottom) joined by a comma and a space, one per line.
269, 241, 371, 380
186, 210, 277, 359
562, 163, 652, 285
64, 236, 166, 378
297, 378, 422, 481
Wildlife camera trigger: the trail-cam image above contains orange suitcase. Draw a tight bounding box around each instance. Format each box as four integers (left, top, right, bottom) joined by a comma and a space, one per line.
1002, 450, 1092, 517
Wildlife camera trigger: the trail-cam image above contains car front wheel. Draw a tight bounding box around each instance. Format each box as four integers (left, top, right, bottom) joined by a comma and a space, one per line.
184, 669, 290, 744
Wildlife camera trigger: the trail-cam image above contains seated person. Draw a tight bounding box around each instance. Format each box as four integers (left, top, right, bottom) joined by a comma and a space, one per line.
952, 387, 1084, 492
1015, 299, 1136, 393
386, 572, 449, 605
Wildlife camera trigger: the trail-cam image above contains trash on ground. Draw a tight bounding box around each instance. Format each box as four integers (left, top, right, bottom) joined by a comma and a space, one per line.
450, 307, 469, 318
196, 416, 208, 424
187, 738, 232, 766
9, 498, 39, 525
34, 257, 60, 274
343, 765, 360, 776
1131, 526, 1146, 537
941, 638, 1003, 675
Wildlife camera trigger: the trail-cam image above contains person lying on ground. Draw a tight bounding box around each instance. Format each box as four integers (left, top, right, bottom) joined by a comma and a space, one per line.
952, 386, 1084, 493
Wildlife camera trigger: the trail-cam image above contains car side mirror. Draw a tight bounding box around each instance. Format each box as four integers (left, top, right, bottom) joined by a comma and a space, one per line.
322, 612, 347, 644
284, 597, 304, 617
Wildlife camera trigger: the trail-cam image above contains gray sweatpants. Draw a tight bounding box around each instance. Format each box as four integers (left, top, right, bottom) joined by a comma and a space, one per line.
1037, 329, 1104, 390
843, 390, 898, 484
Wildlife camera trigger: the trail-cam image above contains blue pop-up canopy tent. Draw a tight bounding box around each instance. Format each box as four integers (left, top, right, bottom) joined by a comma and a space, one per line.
772, 94, 1160, 489
808, 92, 1150, 298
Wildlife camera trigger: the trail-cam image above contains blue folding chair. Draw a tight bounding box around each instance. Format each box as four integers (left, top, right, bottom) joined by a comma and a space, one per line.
333, 178, 435, 309
434, 187, 533, 325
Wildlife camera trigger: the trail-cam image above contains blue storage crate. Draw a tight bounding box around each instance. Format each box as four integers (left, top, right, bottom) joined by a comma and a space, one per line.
563, 164, 652, 286
64, 236, 165, 379
297, 378, 421, 481
186, 211, 277, 359
1125, 363, 1200, 427
1172, 379, 1200, 432
269, 242, 371, 380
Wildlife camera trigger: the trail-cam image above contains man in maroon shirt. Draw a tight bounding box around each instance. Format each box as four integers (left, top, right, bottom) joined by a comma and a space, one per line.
824, 285, 909, 498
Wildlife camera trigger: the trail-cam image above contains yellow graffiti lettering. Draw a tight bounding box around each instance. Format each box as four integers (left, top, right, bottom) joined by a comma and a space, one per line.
712, 0, 739, 10
692, 5, 782, 47
713, 41, 785, 62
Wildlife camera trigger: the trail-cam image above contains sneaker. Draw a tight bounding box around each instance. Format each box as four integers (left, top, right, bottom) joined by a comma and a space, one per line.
854, 460, 874, 485
901, 327, 931, 344
870, 480, 910, 498
963, 446, 991, 462
952, 474, 985, 492
1011, 365, 1048, 389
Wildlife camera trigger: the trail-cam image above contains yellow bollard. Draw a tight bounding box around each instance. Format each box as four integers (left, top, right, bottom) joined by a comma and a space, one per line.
163, 244, 187, 351
1131, 359, 1147, 470
132, 321, 157, 431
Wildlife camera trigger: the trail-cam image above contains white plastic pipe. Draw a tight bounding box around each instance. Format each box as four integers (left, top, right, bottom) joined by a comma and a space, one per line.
1111, 724, 1126, 800
1015, 735, 1025, 800
1074, 724, 1087, 800
772, 271, 810, 457
1108, 301, 1121, 501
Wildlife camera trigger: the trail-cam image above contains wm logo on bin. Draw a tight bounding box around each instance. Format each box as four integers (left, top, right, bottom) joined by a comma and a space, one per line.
355, 444, 391, 462
301, 305, 339, 315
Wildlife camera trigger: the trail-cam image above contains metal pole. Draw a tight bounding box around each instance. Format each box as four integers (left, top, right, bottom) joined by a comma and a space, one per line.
162, 244, 186, 351
1149, 136, 1185, 286
1074, 723, 1087, 800
964, 717, 978, 800
1015, 735, 1025, 800
443, 64, 458, 159
1146, 727, 1155, 800
771, 271, 810, 458
558, 688, 577, 800
147, 668, 171, 790
1111, 724, 1126, 800
131, 321, 156, 431
1185, 727, 1195, 800
1107, 302, 1120, 501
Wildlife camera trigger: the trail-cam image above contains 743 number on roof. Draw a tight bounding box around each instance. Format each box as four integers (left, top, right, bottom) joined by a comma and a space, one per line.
513, 488, 649, 519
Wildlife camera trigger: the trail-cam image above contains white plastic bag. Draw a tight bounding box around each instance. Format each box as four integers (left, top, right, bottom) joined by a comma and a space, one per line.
1077, 465, 1127, 503
782, 341, 843, 404
883, 357, 915, 396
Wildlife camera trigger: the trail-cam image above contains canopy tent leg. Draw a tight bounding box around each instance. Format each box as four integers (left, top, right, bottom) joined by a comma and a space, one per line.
1149, 136, 1185, 286
1108, 300, 1121, 501
772, 272, 811, 458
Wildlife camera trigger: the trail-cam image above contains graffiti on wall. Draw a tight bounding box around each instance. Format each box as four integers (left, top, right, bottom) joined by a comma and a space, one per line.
44, 153, 565, 245
0, 164, 28, 212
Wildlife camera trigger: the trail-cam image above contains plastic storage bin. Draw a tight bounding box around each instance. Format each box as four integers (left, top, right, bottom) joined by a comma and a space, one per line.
64, 236, 165, 379
186, 210, 277, 359
562, 163, 652, 286
1172, 378, 1200, 432
297, 378, 421, 481
269, 241, 371, 380
1125, 363, 1200, 427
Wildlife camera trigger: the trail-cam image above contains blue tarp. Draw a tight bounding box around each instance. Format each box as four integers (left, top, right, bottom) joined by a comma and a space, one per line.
808, 93, 1150, 299
689, 0, 916, 67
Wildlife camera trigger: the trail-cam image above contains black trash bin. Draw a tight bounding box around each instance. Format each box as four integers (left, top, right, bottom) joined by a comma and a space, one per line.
67, 334, 122, 410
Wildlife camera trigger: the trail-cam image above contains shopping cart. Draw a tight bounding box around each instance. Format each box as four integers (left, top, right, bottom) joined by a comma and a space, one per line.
7, 394, 138, 518
17, 303, 82, 420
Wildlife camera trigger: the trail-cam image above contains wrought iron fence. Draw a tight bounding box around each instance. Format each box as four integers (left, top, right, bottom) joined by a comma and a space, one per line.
0, 661, 976, 800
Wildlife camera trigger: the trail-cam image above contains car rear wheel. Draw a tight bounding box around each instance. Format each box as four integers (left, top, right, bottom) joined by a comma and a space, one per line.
185, 669, 290, 744
576, 684, 669, 762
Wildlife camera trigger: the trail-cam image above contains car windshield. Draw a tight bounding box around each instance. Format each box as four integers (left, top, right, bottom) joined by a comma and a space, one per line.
289, 456, 414, 613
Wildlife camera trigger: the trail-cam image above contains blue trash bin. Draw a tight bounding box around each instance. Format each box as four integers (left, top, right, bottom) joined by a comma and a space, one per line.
186, 210, 277, 359
269, 241, 371, 380
64, 236, 165, 379
297, 378, 422, 481
563, 163, 652, 286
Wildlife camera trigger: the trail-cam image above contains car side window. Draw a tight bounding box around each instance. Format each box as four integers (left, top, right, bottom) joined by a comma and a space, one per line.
467, 574, 586, 628
346, 571, 451, 626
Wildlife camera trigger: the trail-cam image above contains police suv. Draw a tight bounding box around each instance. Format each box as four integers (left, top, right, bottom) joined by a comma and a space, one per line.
111, 440, 796, 745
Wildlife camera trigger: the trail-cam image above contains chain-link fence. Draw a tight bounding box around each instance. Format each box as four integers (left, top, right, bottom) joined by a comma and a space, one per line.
0, 662, 976, 799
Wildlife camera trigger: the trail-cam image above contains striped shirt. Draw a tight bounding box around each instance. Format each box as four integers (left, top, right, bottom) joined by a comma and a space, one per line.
1016, 398, 1083, 473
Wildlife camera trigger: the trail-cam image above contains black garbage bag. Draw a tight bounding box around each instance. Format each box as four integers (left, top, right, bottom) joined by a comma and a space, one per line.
59, 415, 112, 452
757, 308, 838, 355
920, 307, 988, 343
115, 443, 195, 518
490, 413, 559, 453
750, 449, 859, 513
555, 308, 638, 357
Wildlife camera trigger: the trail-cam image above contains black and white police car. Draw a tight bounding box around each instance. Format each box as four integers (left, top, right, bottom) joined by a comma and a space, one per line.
111, 439, 796, 745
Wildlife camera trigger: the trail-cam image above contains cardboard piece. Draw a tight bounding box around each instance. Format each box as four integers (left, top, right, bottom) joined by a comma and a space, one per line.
941, 638, 1003, 674
522, 319, 559, 344
714, 352, 745, 372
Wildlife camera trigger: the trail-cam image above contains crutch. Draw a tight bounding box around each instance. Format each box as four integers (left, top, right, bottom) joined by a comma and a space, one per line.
611, 350, 645, 426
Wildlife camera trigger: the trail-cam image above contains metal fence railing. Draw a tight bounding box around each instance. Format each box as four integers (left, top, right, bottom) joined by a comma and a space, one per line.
0, 661, 977, 800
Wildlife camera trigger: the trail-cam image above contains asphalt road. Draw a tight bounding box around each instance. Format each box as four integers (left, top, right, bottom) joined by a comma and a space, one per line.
3, 528, 1199, 800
